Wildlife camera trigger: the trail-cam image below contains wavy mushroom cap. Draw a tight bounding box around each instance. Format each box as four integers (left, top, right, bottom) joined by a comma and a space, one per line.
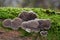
2, 19, 11, 27
18, 11, 29, 21
40, 31, 48, 37
28, 11, 37, 20
18, 11, 37, 21
35, 19, 51, 30
11, 18, 23, 30
21, 20, 40, 33
21, 22, 32, 33
27, 20, 39, 28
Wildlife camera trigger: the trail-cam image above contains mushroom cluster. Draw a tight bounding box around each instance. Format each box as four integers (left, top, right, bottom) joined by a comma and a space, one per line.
2, 11, 51, 36
3, 18, 23, 30
21, 19, 51, 36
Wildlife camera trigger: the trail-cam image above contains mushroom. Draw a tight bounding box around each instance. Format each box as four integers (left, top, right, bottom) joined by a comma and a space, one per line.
18, 11, 37, 21
2, 19, 11, 27
35, 19, 51, 30
18, 11, 29, 21
40, 31, 48, 37
28, 11, 37, 20
2, 18, 23, 30
21, 20, 40, 33
11, 18, 23, 30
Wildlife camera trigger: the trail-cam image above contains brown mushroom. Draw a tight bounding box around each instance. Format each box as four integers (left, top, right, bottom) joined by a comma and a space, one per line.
18, 11, 29, 21
35, 19, 51, 30
28, 11, 37, 20
11, 18, 23, 30
21, 20, 40, 33
18, 11, 37, 21
2, 19, 11, 27
2, 18, 23, 30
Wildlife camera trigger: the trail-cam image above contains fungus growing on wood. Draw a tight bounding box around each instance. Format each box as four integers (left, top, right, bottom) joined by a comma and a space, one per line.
35, 19, 51, 30
40, 31, 48, 37
18, 11, 29, 21
11, 18, 23, 30
28, 11, 37, 20
2, 19, 11, 27
21, 20, 40, 33
18, 11, 37, 21
2, 18, 23, 30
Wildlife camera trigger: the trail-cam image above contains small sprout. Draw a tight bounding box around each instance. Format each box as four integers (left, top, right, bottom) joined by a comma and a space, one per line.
18, 11, 37, 21
2, 19, 11, 27
21, 20, 40, 33
11, 18, 23, 30
35, 19, 51, 30
40, 31, 48, 37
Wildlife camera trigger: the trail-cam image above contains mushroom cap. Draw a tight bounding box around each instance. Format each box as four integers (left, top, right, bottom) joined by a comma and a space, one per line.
2, 19, 11, 27
2, 18, 23, 30
28, 11, 37, 20
35, 19, 51, 30
21, 22, 29, 29
18, 11, 29, 21
11, 18, 23, 30
27, 20, 39, 28
21, 20, 40, 33
18, 11, 37, 21
40, 31, 48, 37
21, 22, 32, 33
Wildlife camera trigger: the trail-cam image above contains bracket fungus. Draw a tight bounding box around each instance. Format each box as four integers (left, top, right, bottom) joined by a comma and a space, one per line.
28, 11, 37, 20
2, 18, 23, 30
18, 11, 29, 21
35, 19, 51, 31
3, 19, 11, 27
2, 11, 51, 37
18, 11, 37, 21
11, 18, 23, 30
21, 18, 51, 33
21, 20, 40, 33
40, 31, 48, 37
